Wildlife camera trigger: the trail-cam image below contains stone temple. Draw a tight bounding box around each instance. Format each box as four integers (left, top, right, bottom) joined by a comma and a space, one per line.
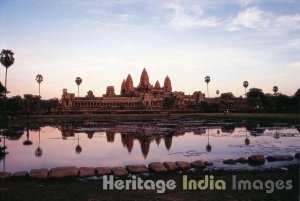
59, 68, 205, 111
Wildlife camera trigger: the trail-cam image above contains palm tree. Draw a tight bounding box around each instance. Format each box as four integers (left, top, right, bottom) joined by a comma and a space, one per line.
0, 49, 15, 110
273, 86, 278, 95
36, 74, 43, 98
273, 86, 278, 110
243, 81, 249, 97
75, 77, 82, 97
216, 90, 220, 97
205, 76, 210, 98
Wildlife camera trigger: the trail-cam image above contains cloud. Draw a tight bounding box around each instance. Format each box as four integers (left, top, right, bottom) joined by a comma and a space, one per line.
165, 2, 220, 30
275, 14, 300, 30
228, 7, 300, 32
287, 62, 300, 69
236, 0, 252, 7
228, 7, 270, 31
287, 38, 300, 47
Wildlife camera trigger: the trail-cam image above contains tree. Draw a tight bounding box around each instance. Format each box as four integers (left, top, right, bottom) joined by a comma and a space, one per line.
0, 82, 6, 97
36, 74, 43, 98
292, 88, 300, 113
216, 90, 219, 97
163, 97, 175, 110
0, 49, 15, 110
205, 76, 210, 98
273, 86, 278, 109
246, 88, 267, 109
6, 95, 24, 113
243, 81, 249, 97
75, 77, 82, 97
24, 94, 40, 113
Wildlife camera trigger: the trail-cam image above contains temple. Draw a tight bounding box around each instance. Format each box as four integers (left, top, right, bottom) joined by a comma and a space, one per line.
59, 68, 205, 111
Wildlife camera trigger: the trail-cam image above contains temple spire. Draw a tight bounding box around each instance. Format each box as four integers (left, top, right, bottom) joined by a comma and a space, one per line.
155, 80, 161, 89
125, 74, 134, 94
164, 75, 172, 92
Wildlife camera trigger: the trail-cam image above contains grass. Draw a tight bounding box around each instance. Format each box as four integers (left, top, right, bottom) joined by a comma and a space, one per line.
1, 113, 299, 125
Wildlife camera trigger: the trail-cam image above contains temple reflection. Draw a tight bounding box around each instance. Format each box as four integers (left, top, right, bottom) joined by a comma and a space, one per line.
139, 136, 151, 159
164, 135, 173, 151
155, 137, 161, 146
121, 133, 134, 153
59, 124, 75, 140
106, 131, 115, 143
1, 121, 297, 162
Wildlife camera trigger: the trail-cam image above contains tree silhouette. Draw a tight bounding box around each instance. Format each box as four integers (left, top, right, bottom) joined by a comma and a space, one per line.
273, 86, 278, 109
0, 82, 6, 97
0, 49, 15, 111
75, 77, 82, 97
205, 76, 210, 98
36, 74, 43, 98
216, 90, 220, 97
243, 81, 249, 97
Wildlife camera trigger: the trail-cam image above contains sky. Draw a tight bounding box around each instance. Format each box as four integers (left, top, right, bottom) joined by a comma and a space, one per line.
0, 0, 299, 99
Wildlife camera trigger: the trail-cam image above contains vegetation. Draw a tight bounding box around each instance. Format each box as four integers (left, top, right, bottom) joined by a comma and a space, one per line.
163, 96, 176, 109
0, 82, 6, 97
199, 88, 299, 113
0, 49, 15, 100
205, 76, 210, 98
75, 77, 82, 97
36, 74, 43, 97
0, 95, 58, 115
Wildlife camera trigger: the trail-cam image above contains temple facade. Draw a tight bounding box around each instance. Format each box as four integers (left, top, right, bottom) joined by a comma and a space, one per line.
59, 68, 205, 111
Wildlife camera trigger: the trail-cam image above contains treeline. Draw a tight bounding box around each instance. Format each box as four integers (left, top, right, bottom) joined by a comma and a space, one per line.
0, 94, 58, 114
245, 88, 300, 112
200, 88, 300, 113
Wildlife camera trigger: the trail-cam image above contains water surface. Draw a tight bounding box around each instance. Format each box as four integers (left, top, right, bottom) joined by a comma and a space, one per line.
1, 120, 299, 172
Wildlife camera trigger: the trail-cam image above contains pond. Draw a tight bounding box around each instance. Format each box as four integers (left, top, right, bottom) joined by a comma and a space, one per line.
1, 119, 300, 172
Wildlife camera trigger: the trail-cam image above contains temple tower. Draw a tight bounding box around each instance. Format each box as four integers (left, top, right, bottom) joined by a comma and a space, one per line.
164, 76, 172, 92
121, 79, 126, 95
125, 74, 134, 95
139, 68, 151, 92
154, 80, 161, 89
106, 86, 115, 97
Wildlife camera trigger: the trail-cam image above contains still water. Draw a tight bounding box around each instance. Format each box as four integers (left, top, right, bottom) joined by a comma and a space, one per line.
1, 120, 300, 172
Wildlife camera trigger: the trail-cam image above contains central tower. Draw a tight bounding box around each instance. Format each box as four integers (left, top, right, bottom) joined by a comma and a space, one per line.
138, 68, 151, 92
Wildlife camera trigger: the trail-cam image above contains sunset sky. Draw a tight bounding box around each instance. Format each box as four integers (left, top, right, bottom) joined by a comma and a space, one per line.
0, 0, 299, 99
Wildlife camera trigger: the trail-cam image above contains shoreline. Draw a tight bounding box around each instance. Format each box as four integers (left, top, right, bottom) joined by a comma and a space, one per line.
1, 113, 300, 124
0, 165, 299, 201
1, 153, 299, 180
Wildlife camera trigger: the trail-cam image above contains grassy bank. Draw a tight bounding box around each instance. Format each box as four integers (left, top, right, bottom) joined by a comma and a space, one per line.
0, 113, 299, 125
0, 167, 299, 201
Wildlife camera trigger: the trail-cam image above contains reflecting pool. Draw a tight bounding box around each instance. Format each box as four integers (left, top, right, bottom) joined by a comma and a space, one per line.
1, 120, 299, 172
